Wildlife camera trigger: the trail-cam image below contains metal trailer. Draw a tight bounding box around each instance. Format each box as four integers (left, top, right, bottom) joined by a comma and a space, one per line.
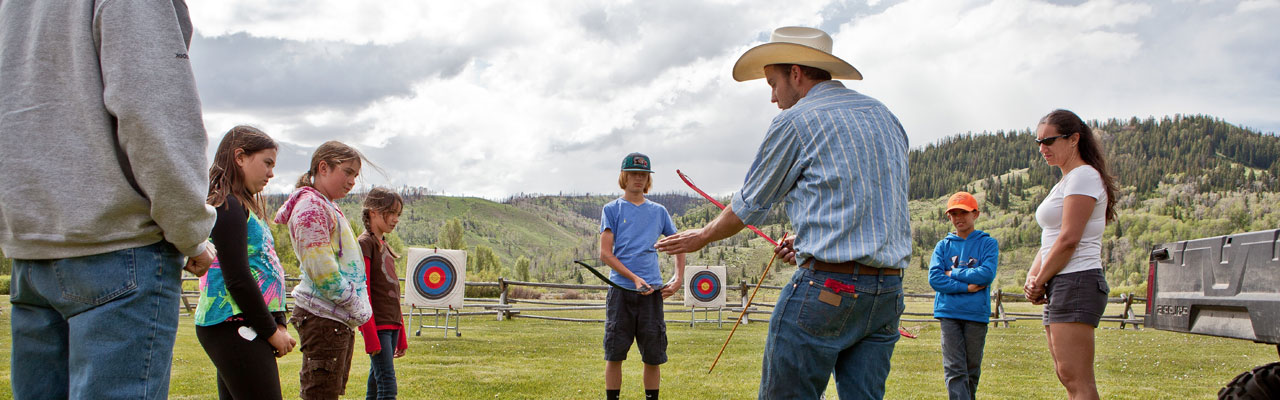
1145, 228, 1280, 398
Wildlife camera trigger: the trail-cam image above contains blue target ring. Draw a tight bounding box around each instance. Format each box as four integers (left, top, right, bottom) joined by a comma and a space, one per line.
413, 255, 457, 300
690, 271, 721, 302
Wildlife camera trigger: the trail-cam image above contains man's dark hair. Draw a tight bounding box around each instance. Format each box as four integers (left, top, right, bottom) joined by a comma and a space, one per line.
769, 64, 832, 81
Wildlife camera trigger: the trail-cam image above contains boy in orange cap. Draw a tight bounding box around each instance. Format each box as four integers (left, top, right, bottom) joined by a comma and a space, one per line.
928, 192, 1000, 400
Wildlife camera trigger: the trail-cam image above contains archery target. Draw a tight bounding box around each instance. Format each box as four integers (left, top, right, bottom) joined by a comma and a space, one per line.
405, 248, 466, 309
683, 266, 726, 307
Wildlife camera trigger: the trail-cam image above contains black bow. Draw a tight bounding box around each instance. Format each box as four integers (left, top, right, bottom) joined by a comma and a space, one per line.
574, 260, 667, 294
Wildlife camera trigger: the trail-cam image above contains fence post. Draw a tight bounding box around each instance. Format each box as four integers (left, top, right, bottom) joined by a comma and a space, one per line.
498, 277, 508, 321
1120, 293, 1134, 330
992, 289, 1006, 328
740, 281, 750, 325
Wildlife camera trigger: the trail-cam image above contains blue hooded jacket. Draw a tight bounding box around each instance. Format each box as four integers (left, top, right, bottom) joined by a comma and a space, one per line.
929, 230, 999, 323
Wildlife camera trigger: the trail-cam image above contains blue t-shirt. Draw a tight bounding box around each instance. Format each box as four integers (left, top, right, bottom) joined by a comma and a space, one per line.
599, 198, 677, 289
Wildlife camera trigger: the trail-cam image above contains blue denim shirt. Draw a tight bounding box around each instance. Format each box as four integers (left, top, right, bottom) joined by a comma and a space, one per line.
731, 80, 911, 269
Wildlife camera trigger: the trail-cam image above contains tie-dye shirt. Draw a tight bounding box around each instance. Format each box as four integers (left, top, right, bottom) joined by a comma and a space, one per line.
195, 204, 288, 327
274, 186, 372, 328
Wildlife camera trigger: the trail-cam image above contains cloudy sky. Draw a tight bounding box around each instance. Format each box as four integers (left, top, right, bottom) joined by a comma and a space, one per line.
187, 0, 1280, 199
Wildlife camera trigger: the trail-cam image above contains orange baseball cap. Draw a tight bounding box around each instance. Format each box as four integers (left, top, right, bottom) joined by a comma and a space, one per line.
946, 192, 979, 213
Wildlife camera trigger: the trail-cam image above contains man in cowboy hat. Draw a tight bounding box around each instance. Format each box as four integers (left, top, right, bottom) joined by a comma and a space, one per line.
657, 26, 910, 399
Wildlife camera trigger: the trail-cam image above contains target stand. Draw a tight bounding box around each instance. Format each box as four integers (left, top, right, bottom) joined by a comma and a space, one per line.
409, 306, 461, 338
684, 266, 727, 328
404, 248, 466, 338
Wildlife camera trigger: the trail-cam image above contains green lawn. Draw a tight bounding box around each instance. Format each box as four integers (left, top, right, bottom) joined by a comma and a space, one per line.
1, 298, 1275, 399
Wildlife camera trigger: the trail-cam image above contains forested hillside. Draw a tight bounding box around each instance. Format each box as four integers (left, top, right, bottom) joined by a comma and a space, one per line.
905, 114, 1280, 294
911, 115, 1280, 201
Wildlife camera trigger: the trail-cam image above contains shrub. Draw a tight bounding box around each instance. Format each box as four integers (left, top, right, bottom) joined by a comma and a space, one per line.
465, 284, 502, 298
0, 274, 10, 295
508, 285, 542, 300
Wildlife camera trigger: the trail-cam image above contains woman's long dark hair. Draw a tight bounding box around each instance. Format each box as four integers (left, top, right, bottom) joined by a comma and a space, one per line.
1040, 109, 1118, 222
208, 125, 276, 217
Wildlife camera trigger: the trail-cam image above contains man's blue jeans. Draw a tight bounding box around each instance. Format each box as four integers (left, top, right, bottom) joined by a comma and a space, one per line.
366, 329, 399, 400
939, 318, 987, 400
759, 267, 904, 400
9, 241, 183, 400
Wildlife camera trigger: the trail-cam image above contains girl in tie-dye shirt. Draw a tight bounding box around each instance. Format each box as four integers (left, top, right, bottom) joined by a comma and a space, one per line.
275, 140, 372, 399
195, 126, 295, 399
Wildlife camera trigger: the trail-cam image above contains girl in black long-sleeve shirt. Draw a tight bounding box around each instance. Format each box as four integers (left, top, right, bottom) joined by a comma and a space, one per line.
194, 126, 295, 400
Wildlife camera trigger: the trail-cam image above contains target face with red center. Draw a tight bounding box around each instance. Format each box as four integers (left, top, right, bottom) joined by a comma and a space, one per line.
413, 255, 457, 300
690, 270, 721, 302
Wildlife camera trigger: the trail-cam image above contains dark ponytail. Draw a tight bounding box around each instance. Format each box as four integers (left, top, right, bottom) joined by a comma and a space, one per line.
1040, 109, 1118, 222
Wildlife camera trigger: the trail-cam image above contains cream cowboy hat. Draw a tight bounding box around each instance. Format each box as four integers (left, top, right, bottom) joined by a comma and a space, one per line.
732, 26, 862, 82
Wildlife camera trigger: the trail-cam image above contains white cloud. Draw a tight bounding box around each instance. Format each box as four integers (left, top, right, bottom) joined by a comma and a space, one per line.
190, 0, 1280, 198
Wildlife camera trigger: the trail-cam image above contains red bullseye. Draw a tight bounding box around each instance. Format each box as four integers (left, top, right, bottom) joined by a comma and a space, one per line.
698, 280, 713, 294
423, 266, 446, 289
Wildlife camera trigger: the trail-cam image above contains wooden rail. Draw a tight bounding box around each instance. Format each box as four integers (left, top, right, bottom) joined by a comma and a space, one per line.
179, 276, 1146, 329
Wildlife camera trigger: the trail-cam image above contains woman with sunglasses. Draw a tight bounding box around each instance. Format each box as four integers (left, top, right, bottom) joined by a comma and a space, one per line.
1023, 109, 1118, 400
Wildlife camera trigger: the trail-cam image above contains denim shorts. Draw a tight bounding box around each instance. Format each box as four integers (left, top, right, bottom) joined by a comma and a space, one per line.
1042, 268, 1109, 327
603, 287, 667, 365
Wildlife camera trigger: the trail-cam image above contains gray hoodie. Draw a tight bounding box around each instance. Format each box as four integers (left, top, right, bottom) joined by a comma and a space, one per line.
0, 0, 215, 259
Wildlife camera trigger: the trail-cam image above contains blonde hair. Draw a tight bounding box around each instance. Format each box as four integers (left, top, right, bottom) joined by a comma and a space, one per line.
617, 171, 652, 194
296, 141, 365, 189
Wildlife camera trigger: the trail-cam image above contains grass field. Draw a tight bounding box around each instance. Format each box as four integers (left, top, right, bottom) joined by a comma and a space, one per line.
1, 297, 1275, 399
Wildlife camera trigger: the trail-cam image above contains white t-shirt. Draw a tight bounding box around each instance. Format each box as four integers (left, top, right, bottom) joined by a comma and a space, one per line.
1035, 165, 1108, 275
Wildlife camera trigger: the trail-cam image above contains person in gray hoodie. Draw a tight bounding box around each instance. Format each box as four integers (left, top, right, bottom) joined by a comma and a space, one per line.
928, 192, 1000, 400
0, 1, 217, 399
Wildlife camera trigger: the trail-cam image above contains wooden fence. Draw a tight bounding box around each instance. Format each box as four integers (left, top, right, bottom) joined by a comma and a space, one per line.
181, 276, 1146, 330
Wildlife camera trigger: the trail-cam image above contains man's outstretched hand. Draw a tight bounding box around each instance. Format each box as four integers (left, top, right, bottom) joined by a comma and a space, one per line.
655, 229, 709, 255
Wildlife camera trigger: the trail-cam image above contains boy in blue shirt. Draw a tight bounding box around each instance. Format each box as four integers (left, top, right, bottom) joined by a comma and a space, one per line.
599, 152, 686, 400
929, 192, 999, 400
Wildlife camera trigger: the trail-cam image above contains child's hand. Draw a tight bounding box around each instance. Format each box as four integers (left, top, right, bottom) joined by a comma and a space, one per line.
660, 278, 682, 299
631, 277, 654, 295
268, 325, 295, 358
394, 348, 406, 358
966, 284, 985, 293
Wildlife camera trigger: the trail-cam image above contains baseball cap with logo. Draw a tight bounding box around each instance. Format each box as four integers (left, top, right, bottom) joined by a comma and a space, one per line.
621, 152, 652, 173
946, 192, 979, 213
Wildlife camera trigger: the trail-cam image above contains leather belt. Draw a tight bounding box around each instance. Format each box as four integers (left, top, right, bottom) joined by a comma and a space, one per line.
802, 259, 901, 276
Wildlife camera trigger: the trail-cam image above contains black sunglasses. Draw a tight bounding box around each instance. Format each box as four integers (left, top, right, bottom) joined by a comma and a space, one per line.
1035, 133, 1074, 146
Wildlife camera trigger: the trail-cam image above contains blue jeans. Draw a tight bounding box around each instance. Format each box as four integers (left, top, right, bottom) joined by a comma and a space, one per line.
9, 241, 183, 400
760, 268, 904, 400
366, 329, 399, 400
939, 318, 988, 400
